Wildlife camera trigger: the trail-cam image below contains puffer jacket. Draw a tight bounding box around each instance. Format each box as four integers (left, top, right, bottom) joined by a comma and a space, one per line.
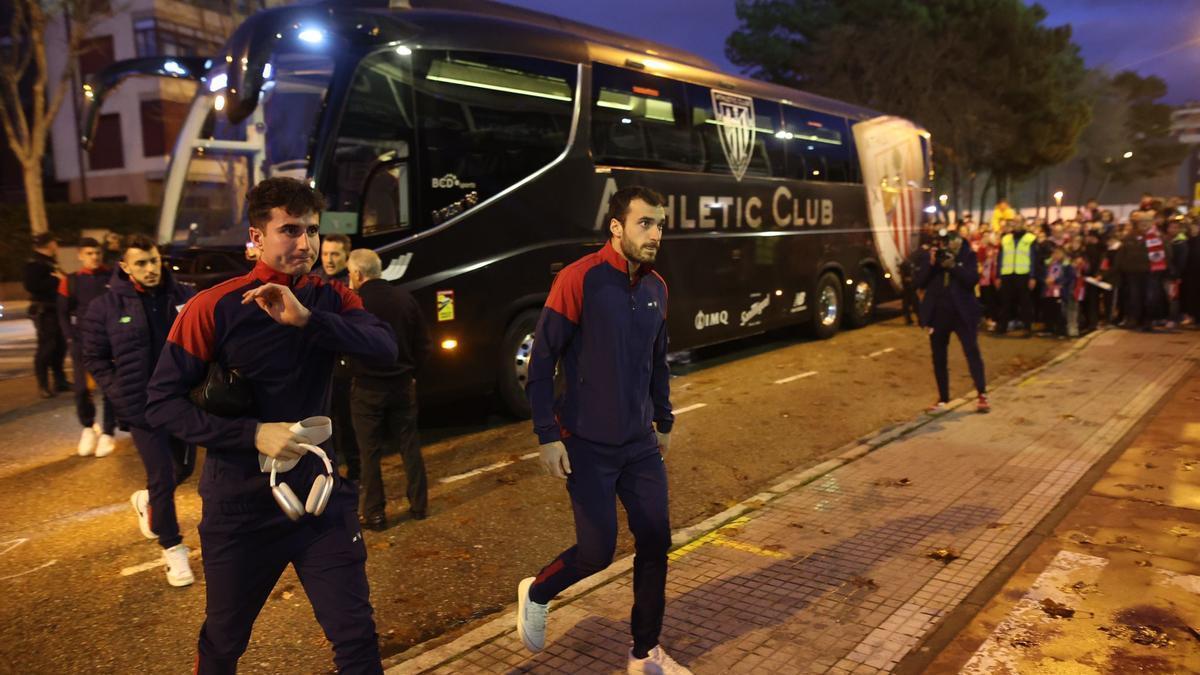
81, 268, 194, 428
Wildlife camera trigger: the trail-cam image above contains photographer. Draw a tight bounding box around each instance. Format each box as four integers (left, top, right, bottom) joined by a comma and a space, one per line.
916, 229, 990, 414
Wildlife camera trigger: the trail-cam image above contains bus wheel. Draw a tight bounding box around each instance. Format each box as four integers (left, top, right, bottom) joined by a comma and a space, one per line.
846, 271, 876, 328
809, 272, 842, 340
497, 309, 540, 419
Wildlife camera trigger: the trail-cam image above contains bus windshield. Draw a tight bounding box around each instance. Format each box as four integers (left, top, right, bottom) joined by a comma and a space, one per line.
166, 50, 334, 248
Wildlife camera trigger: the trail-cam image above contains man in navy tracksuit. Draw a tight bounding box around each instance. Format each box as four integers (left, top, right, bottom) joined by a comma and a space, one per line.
916, 230, 990, 414
82, 235, 198, 585
58, 237, 117, 457
517, 186, 690, 674
144, 178, 396, 674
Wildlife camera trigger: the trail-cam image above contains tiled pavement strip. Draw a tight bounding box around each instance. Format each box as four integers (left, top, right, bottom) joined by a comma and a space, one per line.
386, 329, 1200, 674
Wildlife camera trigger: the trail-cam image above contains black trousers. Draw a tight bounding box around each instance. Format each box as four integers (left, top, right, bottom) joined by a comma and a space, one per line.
195, 489, 381, 674
1124, 272, 1150, 328
930, 319, 987, 403
996, 274, 1033, 333
330, 374, 361, 480
350, 378, 427, 519
70, 343, 115, 433
31, 309, 66, 389
130, 426, 194, 549
901, 281, 918, 323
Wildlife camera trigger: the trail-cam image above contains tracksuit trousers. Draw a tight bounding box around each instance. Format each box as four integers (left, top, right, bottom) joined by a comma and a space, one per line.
129, 426, 194, 549
195, 485, 382, 674
71, 344, 115, 434
930, 319, 987, 403
528, 433, 671, 656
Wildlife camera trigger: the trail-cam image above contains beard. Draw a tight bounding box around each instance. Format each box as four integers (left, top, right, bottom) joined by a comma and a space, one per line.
620, 237, 658, 265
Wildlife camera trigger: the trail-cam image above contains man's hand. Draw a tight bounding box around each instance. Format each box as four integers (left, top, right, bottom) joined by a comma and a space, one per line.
52, 270, 67, 281
940, 257, 956, 269
242, 283, 311, 327
539, 440, 571, 479
255, 422, 306, 461
1028, 278, 1037, 291
657, 431, 671, 456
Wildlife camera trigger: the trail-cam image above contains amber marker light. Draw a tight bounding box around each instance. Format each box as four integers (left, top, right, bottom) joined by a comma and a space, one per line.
441, 339, 459, 350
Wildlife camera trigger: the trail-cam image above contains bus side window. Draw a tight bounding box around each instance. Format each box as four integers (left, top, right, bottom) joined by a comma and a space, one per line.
781, 107, 852, 183
591, 63, 701, 172
329, 49, 415, 236
687, 85, 784, 180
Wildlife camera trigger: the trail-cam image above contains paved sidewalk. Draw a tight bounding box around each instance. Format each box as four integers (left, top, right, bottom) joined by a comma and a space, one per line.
386, 329, 1200, 674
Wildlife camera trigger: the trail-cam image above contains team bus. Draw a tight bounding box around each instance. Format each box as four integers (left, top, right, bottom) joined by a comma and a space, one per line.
84, 0, 931, 417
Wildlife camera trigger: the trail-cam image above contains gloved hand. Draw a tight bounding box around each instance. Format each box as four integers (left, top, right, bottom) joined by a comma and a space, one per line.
539, 440, 571, 479
656, 431, 671, 456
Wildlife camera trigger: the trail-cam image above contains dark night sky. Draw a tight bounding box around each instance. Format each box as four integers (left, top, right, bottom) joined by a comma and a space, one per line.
504, 0, 1200, 104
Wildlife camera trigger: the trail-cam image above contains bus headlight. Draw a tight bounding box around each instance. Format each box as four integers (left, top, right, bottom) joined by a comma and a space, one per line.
441, 339, 458, 351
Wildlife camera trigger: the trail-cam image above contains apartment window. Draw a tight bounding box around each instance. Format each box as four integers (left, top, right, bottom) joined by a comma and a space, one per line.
89, 114, 124, 170
78, 35, 114, 80
140, 99, 190, 157
134, 17, 222, 57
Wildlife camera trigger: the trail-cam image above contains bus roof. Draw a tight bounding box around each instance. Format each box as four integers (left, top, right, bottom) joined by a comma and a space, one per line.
346, 0, 889, 121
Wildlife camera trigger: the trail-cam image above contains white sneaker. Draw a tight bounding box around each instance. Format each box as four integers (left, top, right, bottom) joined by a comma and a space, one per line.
77, 427, 98, 456
627, 646, 692, 674
163, 544, 195, 587
516, 576, 548, 653
94, 434, 116, 457
130, 490, 156, 540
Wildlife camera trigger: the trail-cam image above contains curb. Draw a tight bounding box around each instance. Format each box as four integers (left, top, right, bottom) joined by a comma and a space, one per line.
383, 329, 1106, 673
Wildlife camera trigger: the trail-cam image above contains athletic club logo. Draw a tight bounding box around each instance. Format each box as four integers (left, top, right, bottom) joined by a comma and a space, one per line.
711, 89, 755, 182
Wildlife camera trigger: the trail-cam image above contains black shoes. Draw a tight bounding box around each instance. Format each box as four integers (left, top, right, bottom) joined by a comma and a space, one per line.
409, 509, 428, 521
38, 386, 54, 399
361, 513, 387, 531
54, 380, 72, 392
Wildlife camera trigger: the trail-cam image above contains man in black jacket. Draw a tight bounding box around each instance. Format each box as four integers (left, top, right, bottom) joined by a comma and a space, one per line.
58, 237, 117, 456
24, 233, 70, 398
346, 248, 431, 530
916, 230, 989, 414
317, 233, 361, 481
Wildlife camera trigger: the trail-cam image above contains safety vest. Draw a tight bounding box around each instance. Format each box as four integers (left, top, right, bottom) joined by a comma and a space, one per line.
1000, 233, 1034, 275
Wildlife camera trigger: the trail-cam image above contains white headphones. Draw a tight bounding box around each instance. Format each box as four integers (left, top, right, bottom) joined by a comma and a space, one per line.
271, 443, 335, 521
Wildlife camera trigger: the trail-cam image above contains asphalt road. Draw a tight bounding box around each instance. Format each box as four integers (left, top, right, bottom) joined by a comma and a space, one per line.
0, 306, 1071, 674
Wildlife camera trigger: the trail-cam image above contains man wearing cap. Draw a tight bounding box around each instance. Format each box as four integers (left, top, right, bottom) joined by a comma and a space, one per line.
24, 233, 70, 398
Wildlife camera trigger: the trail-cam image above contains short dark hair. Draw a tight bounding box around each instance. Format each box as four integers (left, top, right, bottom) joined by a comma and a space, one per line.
605, 186, 666, 231
323, 233, 351, 249
247, 177, 326, 232
123, 234, 158, 256
32, 233, 57, 248
78, 237, 101, 249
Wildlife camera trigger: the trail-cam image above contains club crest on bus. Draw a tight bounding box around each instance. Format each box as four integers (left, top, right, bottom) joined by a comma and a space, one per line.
711, 90, 755, 182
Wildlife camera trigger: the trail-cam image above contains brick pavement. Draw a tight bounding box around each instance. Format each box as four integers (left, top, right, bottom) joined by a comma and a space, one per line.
386, 329, 1200, 674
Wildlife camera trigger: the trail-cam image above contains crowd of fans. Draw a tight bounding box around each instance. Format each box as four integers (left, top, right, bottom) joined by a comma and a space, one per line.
908, 194, 1200, 338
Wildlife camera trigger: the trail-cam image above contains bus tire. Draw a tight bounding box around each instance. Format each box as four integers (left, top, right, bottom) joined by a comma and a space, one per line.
845, 269, 876, 328
809, 271, 843, 340
497, 309, 541, 419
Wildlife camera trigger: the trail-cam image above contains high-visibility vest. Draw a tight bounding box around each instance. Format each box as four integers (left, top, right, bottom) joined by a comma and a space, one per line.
1000, 233, 1034, 275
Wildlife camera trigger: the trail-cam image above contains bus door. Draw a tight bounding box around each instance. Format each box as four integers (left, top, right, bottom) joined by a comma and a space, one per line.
852, 116, 928, 292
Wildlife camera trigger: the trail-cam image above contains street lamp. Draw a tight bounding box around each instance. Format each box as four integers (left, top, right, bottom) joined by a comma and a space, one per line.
1053, 190, 1064, 220
938, 193, 948, 223
1123, 151, 1134, 159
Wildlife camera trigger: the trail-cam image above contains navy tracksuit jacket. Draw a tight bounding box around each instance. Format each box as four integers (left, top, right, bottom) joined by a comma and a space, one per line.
916, 244, 987, 402
81, 268, 197, 549
58, 266, 116, 433
525, 241, 674, 656
144, 260, 396, 674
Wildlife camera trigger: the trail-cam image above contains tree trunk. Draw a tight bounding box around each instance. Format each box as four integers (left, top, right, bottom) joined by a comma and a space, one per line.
23, 161, 49, 236
966, 172, 976, 224
950, 163, 961, 224
979, 173, 993, 226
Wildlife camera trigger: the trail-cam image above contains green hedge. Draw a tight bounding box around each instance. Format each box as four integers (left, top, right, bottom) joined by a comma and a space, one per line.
0, 203, 159, 282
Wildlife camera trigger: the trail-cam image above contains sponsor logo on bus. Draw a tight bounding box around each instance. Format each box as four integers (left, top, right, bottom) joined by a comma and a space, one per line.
694, 309, 729, 331
740, 294, 771, 327
431, 173, 477, 190
711, 89, 756, 182
436, 290, 455, 322
790, 292, 807, 313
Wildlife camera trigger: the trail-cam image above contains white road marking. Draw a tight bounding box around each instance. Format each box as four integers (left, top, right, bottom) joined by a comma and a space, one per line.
0, 538, 28, 556
673, 403, 708, 415
439, 459, 517, 484
0, 559, 57, 581
119, 548, 201, 577
774, 371, 818, 385
864, 347, 895, 358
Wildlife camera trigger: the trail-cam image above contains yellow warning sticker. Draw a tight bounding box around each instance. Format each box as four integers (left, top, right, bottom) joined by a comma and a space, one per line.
436, 290, 455, 322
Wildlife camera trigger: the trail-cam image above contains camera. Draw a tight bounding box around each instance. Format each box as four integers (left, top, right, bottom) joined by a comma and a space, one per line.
931, 228, 956, 266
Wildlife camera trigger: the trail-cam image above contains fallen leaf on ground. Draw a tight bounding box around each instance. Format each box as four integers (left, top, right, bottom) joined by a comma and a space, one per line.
1040, 598, 1075, 619
928, 547, 960, 564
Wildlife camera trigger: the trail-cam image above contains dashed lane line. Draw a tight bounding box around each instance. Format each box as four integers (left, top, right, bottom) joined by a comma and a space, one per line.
673, 403, 707, 415
0, 559, 57, 581
774, 371, 818, 385
864, 347, 895, 358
